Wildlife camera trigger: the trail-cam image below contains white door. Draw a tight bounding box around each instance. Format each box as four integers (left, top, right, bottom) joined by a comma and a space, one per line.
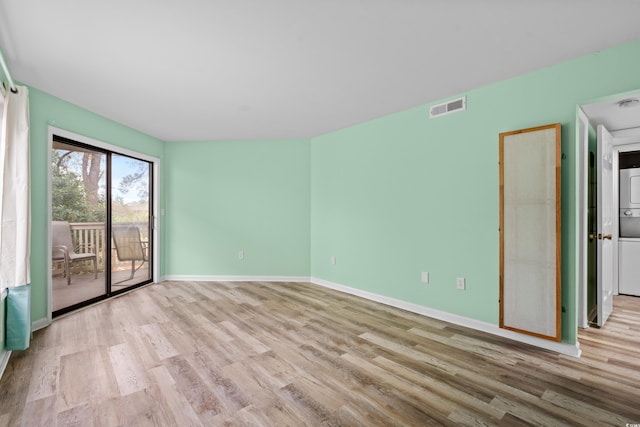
596, 124, 614, 326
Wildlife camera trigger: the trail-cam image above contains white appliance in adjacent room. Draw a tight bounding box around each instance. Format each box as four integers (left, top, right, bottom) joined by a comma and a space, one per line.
619, 238, 640, 296
618, 152, 640, 296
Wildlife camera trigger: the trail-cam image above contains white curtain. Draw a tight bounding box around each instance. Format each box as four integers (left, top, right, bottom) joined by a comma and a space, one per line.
0, 85, 30, 289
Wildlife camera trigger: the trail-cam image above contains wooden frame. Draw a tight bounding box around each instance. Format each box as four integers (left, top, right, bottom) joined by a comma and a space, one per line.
499, 123, 561, 342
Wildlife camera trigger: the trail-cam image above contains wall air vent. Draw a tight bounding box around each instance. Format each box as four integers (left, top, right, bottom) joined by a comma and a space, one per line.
429, 96, 466, 118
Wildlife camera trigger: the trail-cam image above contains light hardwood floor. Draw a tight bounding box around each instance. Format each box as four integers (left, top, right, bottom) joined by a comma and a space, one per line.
1, 281, 639, 426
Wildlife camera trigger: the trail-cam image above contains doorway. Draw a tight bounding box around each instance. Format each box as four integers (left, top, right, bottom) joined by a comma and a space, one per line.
579, 90, 640, 328
587, 151, 597, 324
49, 129, 158, 316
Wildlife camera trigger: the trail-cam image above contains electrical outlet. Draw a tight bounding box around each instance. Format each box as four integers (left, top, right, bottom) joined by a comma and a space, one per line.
239, 250, 245, 260
421, 272, 429, 284
331, 255, 336, 265
456, 277, 466, 290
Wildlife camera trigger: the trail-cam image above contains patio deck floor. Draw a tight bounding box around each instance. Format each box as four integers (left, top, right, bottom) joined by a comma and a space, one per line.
52, 267, 150, 312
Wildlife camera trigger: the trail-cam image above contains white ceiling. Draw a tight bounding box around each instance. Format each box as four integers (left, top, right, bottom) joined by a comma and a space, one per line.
582, 93, 640, 133
1, 1, 640, 142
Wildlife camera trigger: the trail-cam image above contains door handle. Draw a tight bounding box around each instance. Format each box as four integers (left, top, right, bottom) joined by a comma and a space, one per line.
590, 233, 613, 240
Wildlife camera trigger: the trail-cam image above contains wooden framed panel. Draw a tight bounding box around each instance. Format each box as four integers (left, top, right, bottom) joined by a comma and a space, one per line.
499, 123, 561, 342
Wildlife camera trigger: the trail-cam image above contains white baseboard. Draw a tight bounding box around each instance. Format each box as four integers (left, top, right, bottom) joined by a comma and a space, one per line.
165, 275, 311, 283
32, 317, 51, 332
310, 277, 582, 358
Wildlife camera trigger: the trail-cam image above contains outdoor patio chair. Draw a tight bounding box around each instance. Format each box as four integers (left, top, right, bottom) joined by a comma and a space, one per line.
52, 221, 98, 285
112, 225, 148, 283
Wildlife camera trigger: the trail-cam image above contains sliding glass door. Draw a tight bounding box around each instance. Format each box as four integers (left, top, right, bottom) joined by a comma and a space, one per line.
51, 135, 153, 316
51, 141, 107, 312
110, 154, 152, 289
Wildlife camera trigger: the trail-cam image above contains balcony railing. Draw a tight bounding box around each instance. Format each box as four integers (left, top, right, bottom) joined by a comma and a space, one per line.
63, 222, 149, 272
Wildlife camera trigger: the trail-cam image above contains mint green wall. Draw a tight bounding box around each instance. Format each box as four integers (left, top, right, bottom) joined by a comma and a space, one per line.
17, 38, 640, 346
28, 87, 165, 324
165, 139, 310, 277
311, 39, 640, 345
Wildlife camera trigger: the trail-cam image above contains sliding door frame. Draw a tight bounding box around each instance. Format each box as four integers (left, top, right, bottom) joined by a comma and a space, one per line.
46, 126, 160, 322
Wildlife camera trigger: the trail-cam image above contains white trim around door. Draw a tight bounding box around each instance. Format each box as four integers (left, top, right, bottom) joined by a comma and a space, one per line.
46, 126, 161, 324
